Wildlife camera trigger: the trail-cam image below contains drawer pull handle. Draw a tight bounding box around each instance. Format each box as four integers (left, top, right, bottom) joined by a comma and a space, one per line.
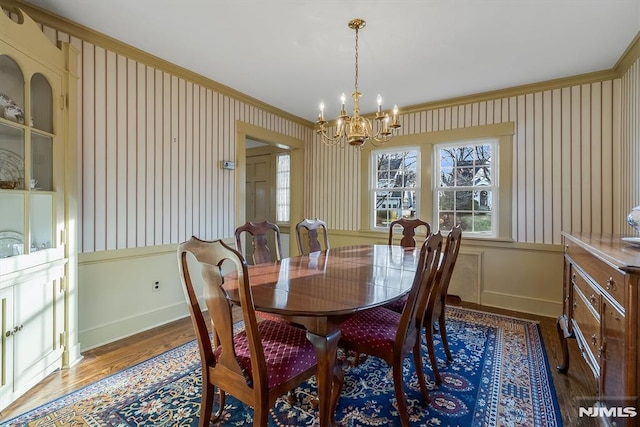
572, 273, 576, 280
606, 277, 616, 291
573, 302, 578, 310
589, 295, 596, 305
598, 346, 604, 358
591, 334, 598, 345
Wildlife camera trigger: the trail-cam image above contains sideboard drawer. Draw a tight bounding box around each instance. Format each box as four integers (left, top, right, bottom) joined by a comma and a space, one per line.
566, 240, 625, 308
570, 265, 600, 314
572, 284, 601, 375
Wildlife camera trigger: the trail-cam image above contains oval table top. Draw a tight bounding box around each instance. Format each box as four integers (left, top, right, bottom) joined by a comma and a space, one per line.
224, 244, 421, 317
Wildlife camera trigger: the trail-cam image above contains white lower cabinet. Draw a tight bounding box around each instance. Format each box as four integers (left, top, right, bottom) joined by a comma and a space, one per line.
0, 261, 66, 411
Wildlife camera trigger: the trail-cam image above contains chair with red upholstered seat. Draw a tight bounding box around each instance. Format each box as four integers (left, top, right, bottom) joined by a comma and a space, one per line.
177, 237, 319, 426
295, 218, 329, 255
235, 220, 282, 265
338, 232, 444, 427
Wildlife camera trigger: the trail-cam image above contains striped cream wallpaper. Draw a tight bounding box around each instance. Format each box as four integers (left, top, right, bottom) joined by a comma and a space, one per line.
37, 28, 312, 253
306, 77, 632, 245
26, 10, 640, 250
621, 58, 640, 227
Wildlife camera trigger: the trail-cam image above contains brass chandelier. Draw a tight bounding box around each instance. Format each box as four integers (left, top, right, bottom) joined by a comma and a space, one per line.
316, 18, 401, 147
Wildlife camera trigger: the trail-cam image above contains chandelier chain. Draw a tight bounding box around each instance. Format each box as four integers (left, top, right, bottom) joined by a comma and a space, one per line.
354, 26, 359, 94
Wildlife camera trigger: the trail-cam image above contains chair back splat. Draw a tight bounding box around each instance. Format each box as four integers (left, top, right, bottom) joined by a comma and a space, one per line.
388, 218, 431, 248
338, 232, 443, 427
235, 220, 282, 265
177, 237, 317, 426
295, 218, 329, 255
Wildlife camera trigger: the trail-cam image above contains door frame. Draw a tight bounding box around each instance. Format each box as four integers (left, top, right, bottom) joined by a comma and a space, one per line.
235, 121, 304, 257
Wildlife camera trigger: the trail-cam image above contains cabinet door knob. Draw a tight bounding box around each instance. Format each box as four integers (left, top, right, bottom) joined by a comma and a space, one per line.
4, 330, 12, 337
591, 334, 598, 345
573, 302, 578, 310
589, 295, 596, 305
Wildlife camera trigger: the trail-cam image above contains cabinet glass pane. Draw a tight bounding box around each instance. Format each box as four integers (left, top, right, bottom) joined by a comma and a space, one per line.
0, 193, 24, 257
29, 193, 53, 251
0, 122, 25, 189
0, 55, 25, 125
31, 133, 52, 191
31, 73, 52, 132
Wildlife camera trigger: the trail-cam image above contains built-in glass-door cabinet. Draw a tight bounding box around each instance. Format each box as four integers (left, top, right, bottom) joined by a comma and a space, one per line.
0, 6, 78, 412
0, 48, 56, 257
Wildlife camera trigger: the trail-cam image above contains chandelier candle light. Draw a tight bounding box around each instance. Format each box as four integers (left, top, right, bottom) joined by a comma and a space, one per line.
316, 18, 401, 147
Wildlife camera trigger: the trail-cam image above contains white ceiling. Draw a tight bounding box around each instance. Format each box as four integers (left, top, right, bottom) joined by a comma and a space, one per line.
21, 0, 640, 122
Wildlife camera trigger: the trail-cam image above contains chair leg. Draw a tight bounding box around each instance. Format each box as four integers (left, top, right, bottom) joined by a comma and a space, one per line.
392, 363, 411, 427
199, 382, 215, 427
253, 399, 269, 427
439, 312, 453, 362
412, 340, 429, 402
425, 323, 442, 385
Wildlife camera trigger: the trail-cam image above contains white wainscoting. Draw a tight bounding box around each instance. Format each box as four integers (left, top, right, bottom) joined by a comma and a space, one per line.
78, 235, 291, 351
326, 230, 564, 318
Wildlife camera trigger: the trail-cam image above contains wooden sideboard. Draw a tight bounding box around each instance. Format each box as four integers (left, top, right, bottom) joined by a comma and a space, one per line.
558, 232, 640, 426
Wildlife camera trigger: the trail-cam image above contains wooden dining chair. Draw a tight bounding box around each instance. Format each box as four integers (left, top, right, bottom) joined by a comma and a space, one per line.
338, 232, 444, 427
422, 224, 463, 385
235, 220, 282, 265
388, 218, 431, 248
295, 218, 329, 255
383, 218, 432, 313
177, 236, 319, 426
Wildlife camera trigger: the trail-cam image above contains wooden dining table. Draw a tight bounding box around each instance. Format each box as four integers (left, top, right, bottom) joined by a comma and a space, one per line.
223, 244, 421, 427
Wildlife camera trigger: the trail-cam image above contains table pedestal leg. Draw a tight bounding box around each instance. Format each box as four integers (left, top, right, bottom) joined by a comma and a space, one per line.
307, 329, 341, 427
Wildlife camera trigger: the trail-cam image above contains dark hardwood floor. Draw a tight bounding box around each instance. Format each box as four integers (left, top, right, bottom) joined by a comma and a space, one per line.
0, 303, 599, 426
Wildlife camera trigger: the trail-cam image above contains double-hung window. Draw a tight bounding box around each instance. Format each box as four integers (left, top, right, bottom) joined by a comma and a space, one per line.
371, 149, 419, 229
275, 152, 290, 223
434, 140, 497, 237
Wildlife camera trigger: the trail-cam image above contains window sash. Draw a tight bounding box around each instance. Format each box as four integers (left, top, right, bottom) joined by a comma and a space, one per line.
370, 148, 420, 229
434, 140, 497, 236
276, 153, 290, 223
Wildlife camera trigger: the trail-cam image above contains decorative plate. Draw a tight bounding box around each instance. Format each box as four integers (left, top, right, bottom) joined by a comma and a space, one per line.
0, 230, 24, 258
0, 147, 24, 184
621, 236, 640, 247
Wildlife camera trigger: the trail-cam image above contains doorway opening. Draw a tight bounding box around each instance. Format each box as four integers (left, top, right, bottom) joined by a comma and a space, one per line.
235, 122, 304, 258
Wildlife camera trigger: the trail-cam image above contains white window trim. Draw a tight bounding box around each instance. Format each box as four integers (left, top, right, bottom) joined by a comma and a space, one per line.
433, 139, 498, 238
359, 122, 514, 242
369, 147, 421, 230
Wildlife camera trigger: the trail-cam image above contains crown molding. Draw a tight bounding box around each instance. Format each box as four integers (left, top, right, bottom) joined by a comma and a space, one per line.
399, 69, 620, 116
1, 0, 314, 128
614, 31, 640, 76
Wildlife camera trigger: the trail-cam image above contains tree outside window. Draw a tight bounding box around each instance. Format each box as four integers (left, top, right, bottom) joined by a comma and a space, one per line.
436, 141, 495, 235
372, 149, 419, 228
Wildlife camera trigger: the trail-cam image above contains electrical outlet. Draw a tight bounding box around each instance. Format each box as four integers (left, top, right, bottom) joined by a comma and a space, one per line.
152, 280, 160, 292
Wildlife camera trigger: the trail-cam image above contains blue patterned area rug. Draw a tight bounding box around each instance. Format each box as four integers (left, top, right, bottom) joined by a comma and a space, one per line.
2, 306, 562, 426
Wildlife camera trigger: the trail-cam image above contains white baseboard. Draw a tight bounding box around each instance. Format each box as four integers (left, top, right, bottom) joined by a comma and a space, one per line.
79, 302, 190, 351
480, 290, 562, 318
